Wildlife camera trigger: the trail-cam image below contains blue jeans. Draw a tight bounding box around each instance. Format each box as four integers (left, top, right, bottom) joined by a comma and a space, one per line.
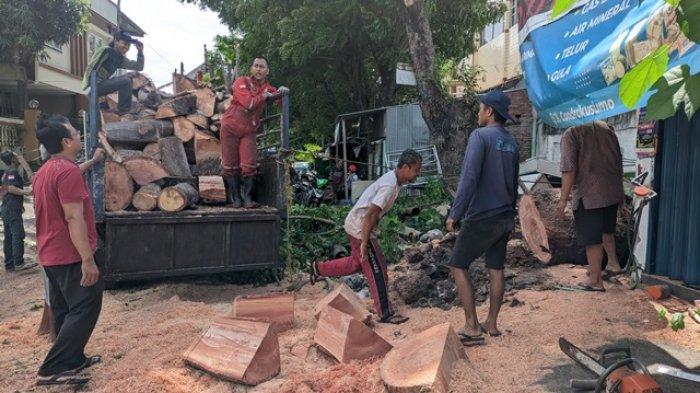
2, 208, 25, 269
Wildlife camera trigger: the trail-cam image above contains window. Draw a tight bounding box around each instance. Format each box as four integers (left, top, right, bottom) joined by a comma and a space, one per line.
45, 41, 62, 52
511, 0, 518, 29
493, 16, 505, 37
480, 16, 505, 46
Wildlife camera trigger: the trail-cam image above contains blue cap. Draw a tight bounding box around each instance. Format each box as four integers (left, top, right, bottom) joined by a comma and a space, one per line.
478, 90, 515, 123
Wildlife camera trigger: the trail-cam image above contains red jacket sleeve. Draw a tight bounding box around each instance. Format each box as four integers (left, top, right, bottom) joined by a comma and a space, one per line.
233, 77, 271, 112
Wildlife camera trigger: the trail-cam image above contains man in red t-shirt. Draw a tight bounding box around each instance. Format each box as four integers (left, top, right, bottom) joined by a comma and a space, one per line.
33, 115, 104, 386
220, 57, 288, 208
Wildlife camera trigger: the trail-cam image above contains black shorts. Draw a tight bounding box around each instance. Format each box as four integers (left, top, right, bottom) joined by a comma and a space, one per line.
574, 202, 618, 246
448, 211, 515, 270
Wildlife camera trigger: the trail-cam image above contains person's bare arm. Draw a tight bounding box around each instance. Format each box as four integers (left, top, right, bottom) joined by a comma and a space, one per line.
62, 202, 99, 286
5, 185, 31, 196
557, 171, 575, 219
79, 148, 105, 173
360, 204, 382, 262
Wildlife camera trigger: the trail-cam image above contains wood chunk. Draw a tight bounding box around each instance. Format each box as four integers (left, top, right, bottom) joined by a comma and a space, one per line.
198, 176, 226, 204
143, 143, 161, 161
314, 306, 392, 363
105, 92, 119, 111
231, 292, 294, 334
314, 283, 371, 324
647, 285, 671, 300
380, 323, 466, 393
518, 194, 552, 264
123, 156, 169, 186
104, 119, 174, 144
183, 317, 280, 385
132, 183, 162, 211
172, 116, 196, 143
195, 88, 216, 117
131, 73, 151, 90
101, 110, 122, 124
104, 161, 133, 212
291, 343, 310, 360
187, 113, 209, 129
158, 183, 199, 212
137, 89, 162, 109
159, 137, 192, 178
216, 97, 232, 114
173, 73, 197, 94
138, 108, 156, 120
155, 94, 197, 119
194, 129, 221, 163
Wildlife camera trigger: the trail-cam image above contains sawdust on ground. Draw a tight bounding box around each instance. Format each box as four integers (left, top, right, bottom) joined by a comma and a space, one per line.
0, 206, 698, 392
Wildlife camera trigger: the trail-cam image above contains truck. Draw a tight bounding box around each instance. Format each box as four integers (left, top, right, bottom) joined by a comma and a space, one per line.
85, 72, 290, 283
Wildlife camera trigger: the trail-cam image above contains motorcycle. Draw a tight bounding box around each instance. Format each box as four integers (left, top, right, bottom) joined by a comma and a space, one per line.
292, 170, 335, 206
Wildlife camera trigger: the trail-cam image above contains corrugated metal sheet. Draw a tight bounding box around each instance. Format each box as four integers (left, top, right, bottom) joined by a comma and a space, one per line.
652, 110, 700, 286
384, 104, 429, 154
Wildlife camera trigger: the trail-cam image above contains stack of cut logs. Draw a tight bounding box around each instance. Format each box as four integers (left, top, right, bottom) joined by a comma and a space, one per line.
101, 72, 233, 213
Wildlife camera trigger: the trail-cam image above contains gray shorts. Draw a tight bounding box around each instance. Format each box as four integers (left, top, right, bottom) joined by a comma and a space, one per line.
448, 211, 515, 270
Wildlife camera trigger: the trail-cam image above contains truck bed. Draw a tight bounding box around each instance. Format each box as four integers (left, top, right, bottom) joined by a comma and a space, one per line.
101, 206, 280, 282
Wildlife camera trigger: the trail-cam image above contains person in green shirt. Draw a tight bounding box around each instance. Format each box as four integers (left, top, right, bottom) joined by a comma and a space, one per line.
82, 31, 145, 114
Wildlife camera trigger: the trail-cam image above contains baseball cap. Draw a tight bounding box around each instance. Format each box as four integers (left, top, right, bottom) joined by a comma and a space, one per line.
478, 90, 515, 123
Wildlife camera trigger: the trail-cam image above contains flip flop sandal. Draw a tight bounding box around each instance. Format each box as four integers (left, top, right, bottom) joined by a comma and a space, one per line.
457, 331, 485, 345
380, 314, 410, 324
576, 282, 606, 292
36, 372, 90, 386
75, 355, 101, 373
479, 325, 502, 337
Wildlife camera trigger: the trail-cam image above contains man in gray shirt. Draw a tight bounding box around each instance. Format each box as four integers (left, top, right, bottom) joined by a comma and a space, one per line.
446, 90, 519, 342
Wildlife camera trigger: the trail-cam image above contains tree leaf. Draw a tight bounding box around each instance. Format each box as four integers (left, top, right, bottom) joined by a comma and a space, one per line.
679, 0, 700, 43
665, 0, 680, 7
644, 65, 687, 121
551, 0, 577, 20
619, 45, 670, 109
682, 71, 700, 119
670, 312, 685, 331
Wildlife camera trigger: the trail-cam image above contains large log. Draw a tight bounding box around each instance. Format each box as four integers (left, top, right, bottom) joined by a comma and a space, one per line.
104, 161, 133, 212
198, 176, 226, 204
155, 94, 197, 119
194, 129, 221, 164
158, 182, 199, 212
314, 283, 371, 324
230, 292, 294, 334
131, 183, 162, 211
172, 116, 196, 143
195, 88, 216, 117
314, 306, 392, 363
104, 119, 174, 144
183, 317, 280, 385
216, 97, 232, 114
518, 194, 552, 264
101, 110, 122, 124
143, 143, 161, 161
131, 73, 151, 90
526, 189, 585, 264
159, 136, 192, 178
123, 156, 169, 186
173, 73, 197, 94
187, 113, 209, 129
380, 323, 466, 393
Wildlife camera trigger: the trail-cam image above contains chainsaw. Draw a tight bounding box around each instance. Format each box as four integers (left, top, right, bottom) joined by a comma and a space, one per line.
558, 338, 663, 393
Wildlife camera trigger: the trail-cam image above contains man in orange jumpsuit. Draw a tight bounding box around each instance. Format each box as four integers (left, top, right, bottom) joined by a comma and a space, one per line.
220, 57, 288, 208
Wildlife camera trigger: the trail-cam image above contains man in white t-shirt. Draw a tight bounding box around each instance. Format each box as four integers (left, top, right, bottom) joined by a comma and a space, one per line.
310, 150, 422, 324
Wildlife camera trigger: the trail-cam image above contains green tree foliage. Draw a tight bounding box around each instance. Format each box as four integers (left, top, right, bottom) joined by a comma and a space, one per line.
0, 0, 89, 66
182, 0, 504, 143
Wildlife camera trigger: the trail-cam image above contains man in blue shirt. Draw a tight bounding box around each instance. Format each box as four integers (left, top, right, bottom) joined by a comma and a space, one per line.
446, 90, 519, 342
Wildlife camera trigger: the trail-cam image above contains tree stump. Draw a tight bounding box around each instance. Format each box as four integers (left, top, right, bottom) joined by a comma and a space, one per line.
104, 161, 133, 212
159, 136, 192, 178
172, 116, 196, 143
155, 94, 197, 119
132, 183, 162, 211
123, 156, 169, 186
518, 194, 552, 264
230, 292, 294, 334
527, 189, 586, 264
104, 119, 174, 144
158, 183, 199, 212
198, 176, 226, 204
314, 283, 371, 324
380, 323, 466, 393
314, 306, 392, 363
183, 317, 280, 385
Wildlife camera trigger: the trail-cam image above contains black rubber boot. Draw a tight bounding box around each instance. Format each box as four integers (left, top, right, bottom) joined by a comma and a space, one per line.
225, 175, 243, 208
242, 177, 260, 208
